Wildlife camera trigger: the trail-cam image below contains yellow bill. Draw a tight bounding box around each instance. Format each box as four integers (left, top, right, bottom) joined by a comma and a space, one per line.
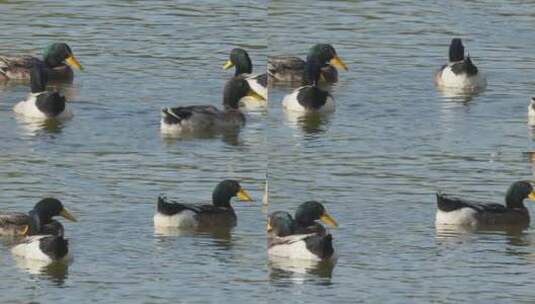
237, 188, 253, 202
266, 219, 272, 232
20, 225, 29, 236
320, 212, 338, 227
247, 89, 266, 101
65, 55, 83, 70
329, 56, 348, 71
60, 208, 78, 222
223, 60, 234, 70
529, 191, 535, 200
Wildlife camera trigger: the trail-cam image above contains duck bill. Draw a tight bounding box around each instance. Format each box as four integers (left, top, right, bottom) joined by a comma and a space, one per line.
529, 191, 535, 201
320, 213, 338, 227
266, 220, 273, 232
20, 225, 29, 236
223, 60, 235, 70
65, 55, 83, 70
60, 208, 78, 222
237, 188, 253, 202
329, 56, 348, 71
247, 89, 266, 101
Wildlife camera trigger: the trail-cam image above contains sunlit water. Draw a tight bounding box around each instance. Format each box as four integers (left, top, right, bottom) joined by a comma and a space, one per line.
2, 0, 535, 302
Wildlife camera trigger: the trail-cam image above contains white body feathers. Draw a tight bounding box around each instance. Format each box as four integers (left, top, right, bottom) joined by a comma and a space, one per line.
245, 74, 267, 100
11, 235, 71, 263
13, 92, 72, 119
282, 86, 335, 113
268, 234, 325, 261
435, 65, 487, 91
153, 210, 199, 229
435, 208, 478, 227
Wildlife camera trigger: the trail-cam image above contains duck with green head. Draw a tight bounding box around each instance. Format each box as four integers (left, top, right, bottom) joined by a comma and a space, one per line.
154, 180, 253, 230
268, 43, 347, 85
436, 180, 535, 228
160, 77, 260, 135
282, 47, 343, 113
223, 48, 267, 107
267, 201, 338, 261
294, 200, 338, 234
0, 198, 77, 237
13, 65, 73, 119
0, 43, 83, 81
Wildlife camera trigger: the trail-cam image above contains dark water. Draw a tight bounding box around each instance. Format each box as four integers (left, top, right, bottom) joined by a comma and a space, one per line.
1, 0, 535, 303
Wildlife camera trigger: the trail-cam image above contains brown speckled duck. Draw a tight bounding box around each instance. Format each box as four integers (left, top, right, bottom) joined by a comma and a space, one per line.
0, 43, 82, 81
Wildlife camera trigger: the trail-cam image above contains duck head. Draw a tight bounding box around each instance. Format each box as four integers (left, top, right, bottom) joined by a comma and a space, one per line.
295, 201, 338, 228
307, 44, 348, 71
212, 180, 253, 207
505, 181, 535, 208
223, 48, 253, 76
267, 211, 295, 237
43, 43, 83, 70
31, 198, 77, 224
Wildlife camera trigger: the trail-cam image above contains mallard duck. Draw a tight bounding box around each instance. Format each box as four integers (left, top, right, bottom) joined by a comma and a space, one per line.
154, 180, 253, 229
13, 65, 73, 119
436, 181, 535, 228
223, 48, 267, 104
0, 198, 77, 237
434, 38, 486, 90
281, 57, 336, 113
11, 235, 70, 263
294, 200, 338, 234
160, 77, 260, 134
267, 206, 336, 261
0, 43, 82, 81
268, 44, 347, 84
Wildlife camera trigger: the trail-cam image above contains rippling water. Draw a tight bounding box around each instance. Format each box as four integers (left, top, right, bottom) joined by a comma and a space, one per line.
2, 0, 535, 302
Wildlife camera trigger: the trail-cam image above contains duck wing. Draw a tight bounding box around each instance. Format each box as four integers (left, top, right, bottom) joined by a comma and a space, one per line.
0, 212, 31, 226
0, 55, 42, 79
157, 196, 229, 216
0, 212, 32, 235
161, 105, 220, 124
436, 192, 508, 213
268, 56, 305, 73
268, 56, 305, 82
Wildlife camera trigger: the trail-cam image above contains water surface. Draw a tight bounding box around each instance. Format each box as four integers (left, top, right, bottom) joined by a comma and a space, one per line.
2, 0, 535, 303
